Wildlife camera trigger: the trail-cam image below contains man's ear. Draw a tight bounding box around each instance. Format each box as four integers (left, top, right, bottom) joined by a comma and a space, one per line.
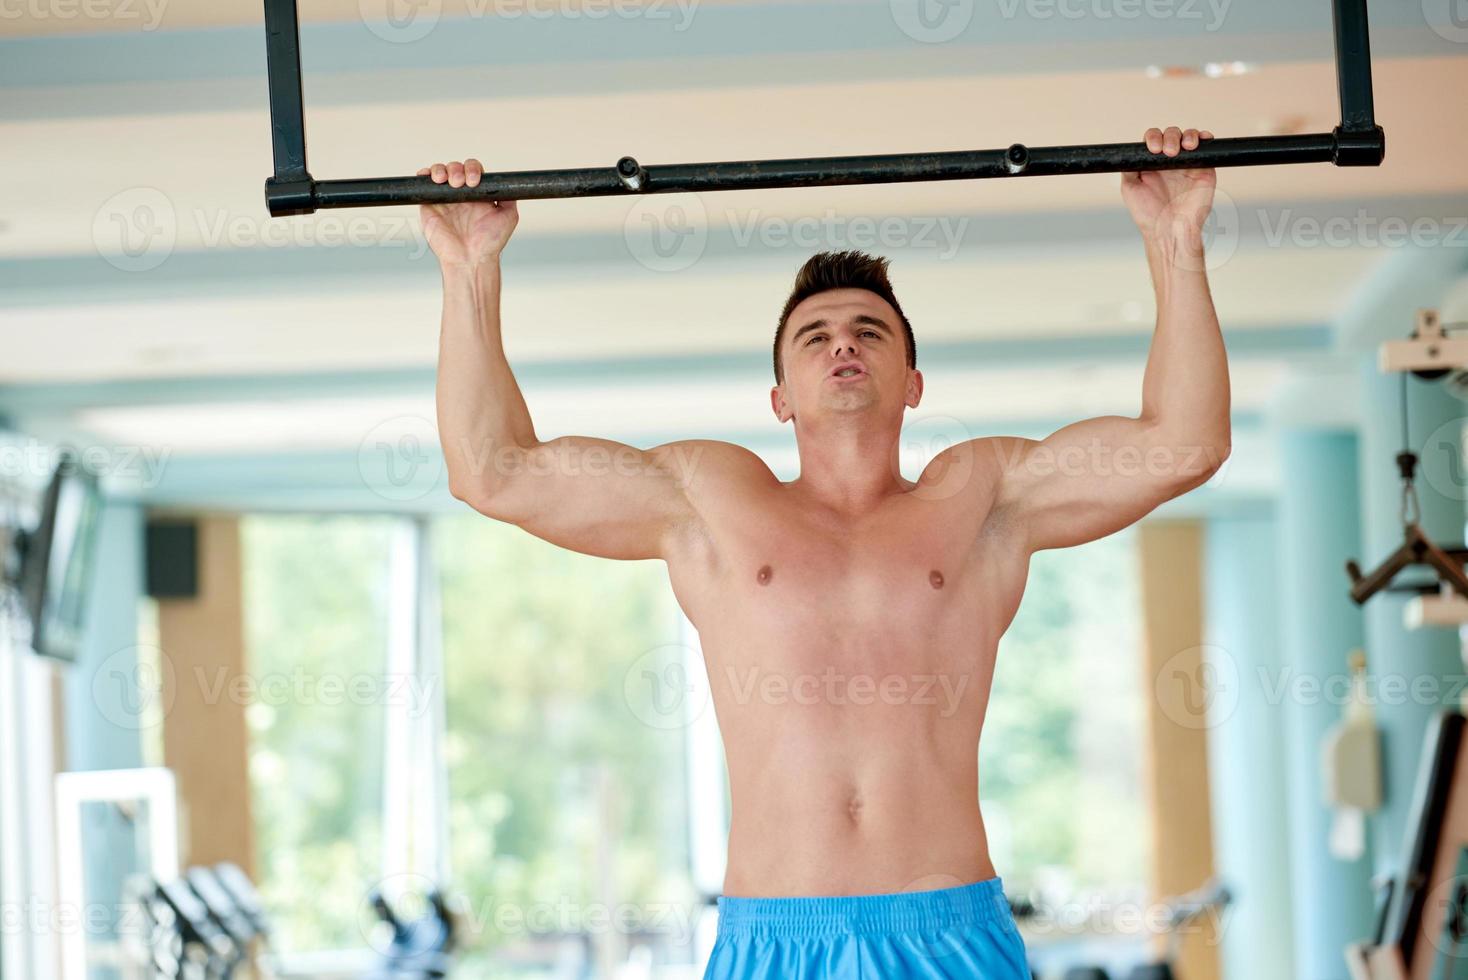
905, 369, 924, 409
771, 384, 793, 423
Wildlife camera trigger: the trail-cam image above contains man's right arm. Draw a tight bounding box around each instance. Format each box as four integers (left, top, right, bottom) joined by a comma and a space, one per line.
425, 158, 709, 562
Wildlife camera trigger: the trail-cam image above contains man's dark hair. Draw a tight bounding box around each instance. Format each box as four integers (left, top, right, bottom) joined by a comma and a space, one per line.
773, 250, 916, 383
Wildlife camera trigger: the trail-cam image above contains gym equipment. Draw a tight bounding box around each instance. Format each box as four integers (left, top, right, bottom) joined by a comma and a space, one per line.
363, 885, 457, 979
1349, 310, 1468, 627
123, 875, 242, 980
1020, 878, 1231, 980
1348, 712, 1468, 979
185, 867, 260, 965
209, 862, 273, 944
125, 863, 459, 980
1322, 650, 1384, 860
258, 0, 1384, 216
1, 451, 103, 661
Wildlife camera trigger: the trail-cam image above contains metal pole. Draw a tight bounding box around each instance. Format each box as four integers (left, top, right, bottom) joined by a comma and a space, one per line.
262, 0, 314, 213
260, 0, 1385, 215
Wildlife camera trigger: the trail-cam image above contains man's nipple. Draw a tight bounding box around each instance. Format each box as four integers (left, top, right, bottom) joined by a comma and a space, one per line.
757, 564, 773, 586
929, 569, 945, 590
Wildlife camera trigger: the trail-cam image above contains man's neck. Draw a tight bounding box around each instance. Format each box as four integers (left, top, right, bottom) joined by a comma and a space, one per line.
789, 413, 911, 513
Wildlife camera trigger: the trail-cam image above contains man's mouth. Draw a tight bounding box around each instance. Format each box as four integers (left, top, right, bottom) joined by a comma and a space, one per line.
829, 364, 867, 380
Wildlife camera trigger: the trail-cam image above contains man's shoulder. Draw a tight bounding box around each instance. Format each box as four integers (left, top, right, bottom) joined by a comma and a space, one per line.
915, 435, 1023, 499
651, 440, 779, 490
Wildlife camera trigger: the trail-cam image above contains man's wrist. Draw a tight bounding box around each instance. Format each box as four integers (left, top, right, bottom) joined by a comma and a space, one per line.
440, 256, 502, 284
1141, 226, 1207, 271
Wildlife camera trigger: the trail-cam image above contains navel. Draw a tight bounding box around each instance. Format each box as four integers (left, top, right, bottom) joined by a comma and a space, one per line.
756, 564, 773, 586
929, 569, 945, 590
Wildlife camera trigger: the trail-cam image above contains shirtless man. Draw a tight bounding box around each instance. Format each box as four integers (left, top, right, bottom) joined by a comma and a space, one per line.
421, 125, 1230, 979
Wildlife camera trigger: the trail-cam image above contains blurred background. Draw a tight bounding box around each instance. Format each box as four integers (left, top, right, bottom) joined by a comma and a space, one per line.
2, 0, 1468, 977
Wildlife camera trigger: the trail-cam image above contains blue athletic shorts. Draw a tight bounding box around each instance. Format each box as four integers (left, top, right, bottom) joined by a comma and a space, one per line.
703, 877, 1031, 979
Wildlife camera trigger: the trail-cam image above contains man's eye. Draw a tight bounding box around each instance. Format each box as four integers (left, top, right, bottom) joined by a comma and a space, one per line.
806, 335, 825, 345
861, 330, 879, 339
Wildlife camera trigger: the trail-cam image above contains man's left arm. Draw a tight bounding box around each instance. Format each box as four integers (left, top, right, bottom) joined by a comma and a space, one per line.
986, 125, 1232, 553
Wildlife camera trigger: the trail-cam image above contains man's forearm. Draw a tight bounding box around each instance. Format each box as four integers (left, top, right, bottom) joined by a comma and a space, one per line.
1137, 233, 1231, 463
436, 259, 537, 499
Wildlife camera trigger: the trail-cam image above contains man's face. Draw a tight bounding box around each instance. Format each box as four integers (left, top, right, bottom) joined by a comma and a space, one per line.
771, 288, 922, 424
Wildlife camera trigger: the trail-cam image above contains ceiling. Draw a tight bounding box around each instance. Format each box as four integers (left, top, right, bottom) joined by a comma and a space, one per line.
1, 0, 1465, 506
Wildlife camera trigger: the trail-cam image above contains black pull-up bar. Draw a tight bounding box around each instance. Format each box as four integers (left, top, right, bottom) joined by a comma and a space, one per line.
260, 0, 1385, 217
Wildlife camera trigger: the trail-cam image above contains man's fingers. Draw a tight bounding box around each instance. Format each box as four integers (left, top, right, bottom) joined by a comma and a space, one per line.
1163, 126, 1182, 156
446, 161, 466, 188
1145, 128, 1163, 153
465, 158, 483, 188
1201, 130, 1215, 140
430, 163, 447, 183
417, 167, 430, 177
1182, 128, 1199, 150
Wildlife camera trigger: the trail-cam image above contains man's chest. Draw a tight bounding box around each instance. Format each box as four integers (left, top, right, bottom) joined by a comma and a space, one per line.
669, 489, 1024, 644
